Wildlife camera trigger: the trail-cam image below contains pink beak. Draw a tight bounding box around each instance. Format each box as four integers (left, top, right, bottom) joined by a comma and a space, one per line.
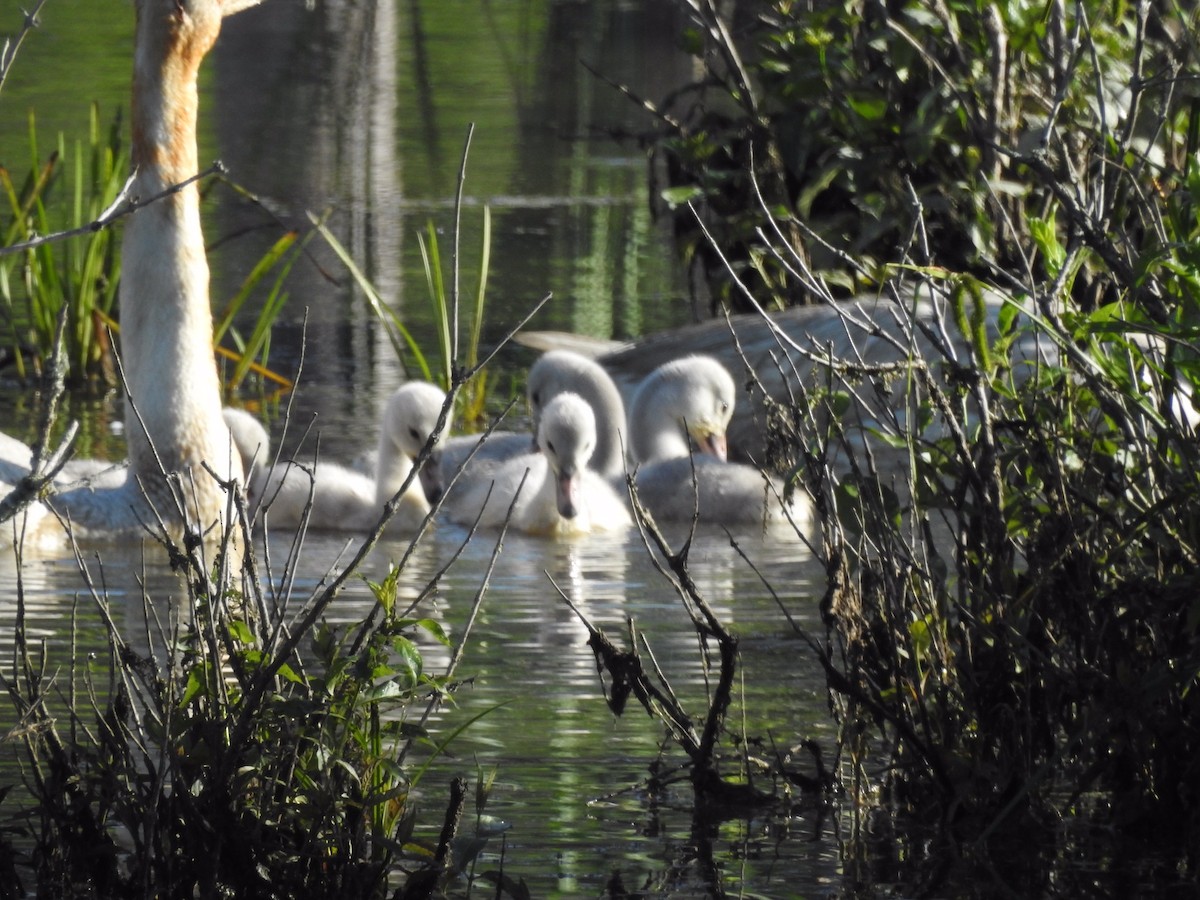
698, 431, 727, 462
556, 468, 581, 519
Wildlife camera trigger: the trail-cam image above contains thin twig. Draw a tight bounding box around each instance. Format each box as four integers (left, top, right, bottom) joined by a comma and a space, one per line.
0, 163, 225, 257
0, 0, 49, 96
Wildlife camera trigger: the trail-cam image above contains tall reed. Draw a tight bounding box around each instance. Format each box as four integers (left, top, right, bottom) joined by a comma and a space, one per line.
0, 106, 125, 383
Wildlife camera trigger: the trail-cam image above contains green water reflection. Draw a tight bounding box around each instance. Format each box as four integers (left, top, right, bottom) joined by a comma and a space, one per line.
0, 2, 132, 167
1, 0, 693, 464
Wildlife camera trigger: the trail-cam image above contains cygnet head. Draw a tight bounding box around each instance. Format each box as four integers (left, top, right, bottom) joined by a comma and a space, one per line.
526, 349, 626, 475
527, 350, 611, 435
537, 392, 597, 519
380, 382, 448, 503
630, 355, 735, 464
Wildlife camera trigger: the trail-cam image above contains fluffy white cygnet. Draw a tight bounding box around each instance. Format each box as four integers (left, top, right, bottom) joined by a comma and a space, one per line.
526, 349, 627, 479
0, 431, 127, 490
627, 355, 804, 531
443, 392, 631, 537
628, 355, 735, 464
224, 381, 446, 534
435, 348, 629, 488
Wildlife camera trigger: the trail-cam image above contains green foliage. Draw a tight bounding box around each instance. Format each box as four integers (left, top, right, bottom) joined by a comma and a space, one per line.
0, 106, 125, 381
653, 0, 1195, 315
792, 272, 1200, 888
655, 0, 1200, 888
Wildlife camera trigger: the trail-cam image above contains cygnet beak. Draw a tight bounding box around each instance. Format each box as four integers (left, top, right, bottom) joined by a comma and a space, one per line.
556, 467, 581, 519
695, 429, 728, 462
419, 455, 444, 505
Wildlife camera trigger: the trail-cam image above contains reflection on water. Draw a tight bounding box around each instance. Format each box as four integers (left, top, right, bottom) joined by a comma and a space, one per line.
1, 520, 835, 895
201, 0, 696, 468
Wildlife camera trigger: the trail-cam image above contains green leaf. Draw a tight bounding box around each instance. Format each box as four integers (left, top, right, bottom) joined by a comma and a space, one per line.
410, 701, 511, 788
226, 619, 254, 645
680, 27, 704, 56
181, 668, 207, 707
847, 94, 888, 121
396, 617, 451, 647
660, 185, 703, 208
212, 230, 297, 343
909, 617, 932, 657
1028, 211, 1065, 278
391, 636, 423, 688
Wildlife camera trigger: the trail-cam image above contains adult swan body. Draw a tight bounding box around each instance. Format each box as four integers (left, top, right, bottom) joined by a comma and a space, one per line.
1, 0, 260, 544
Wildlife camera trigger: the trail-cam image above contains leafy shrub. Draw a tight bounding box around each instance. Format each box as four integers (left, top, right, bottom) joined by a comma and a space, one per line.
652, 0, 1198, 314
642, 0, 1200, 891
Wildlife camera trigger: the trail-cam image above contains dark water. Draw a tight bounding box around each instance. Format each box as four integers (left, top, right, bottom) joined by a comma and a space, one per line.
0, 1, 841, 896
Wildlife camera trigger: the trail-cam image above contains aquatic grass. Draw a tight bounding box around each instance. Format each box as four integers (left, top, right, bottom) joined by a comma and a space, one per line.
0, 349, 523, 897
309, 214, 434, 382
417, 204, 494, 429
0, 106, 125, 382
0, 108, 299, 392
0, 522, 495, 896
212, 226, 310, 392
416, 124, 498, 431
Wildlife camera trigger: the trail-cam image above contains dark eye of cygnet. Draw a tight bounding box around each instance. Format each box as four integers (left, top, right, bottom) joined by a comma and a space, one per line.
546, 440, 555, 455
531, 391, 540, 406
409, 427, 421, 441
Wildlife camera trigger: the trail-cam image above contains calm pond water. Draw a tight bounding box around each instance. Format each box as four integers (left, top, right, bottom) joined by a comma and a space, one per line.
0, 520, 834, 896
0, 0, 841, 896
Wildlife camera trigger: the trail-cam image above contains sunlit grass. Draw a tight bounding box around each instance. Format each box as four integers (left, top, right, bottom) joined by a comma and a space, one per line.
0, 105, 124, 382
310, 213, 434, 380
418, 203, 494, 429
307, 198, 500, 429
0, 107, 297, 392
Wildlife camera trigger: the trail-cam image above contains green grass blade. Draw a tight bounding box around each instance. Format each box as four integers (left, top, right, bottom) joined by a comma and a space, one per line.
213, 230, 298, 343
310, 213, 431, 381
226, 232, 314, 390
471, 205, 490, 370
409, 700, 510, 788
417, 222, 451, 387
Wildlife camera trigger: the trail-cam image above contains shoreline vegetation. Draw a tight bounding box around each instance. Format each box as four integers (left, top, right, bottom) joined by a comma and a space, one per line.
3, 0, 1199, 896
642, 0, 1199, 891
